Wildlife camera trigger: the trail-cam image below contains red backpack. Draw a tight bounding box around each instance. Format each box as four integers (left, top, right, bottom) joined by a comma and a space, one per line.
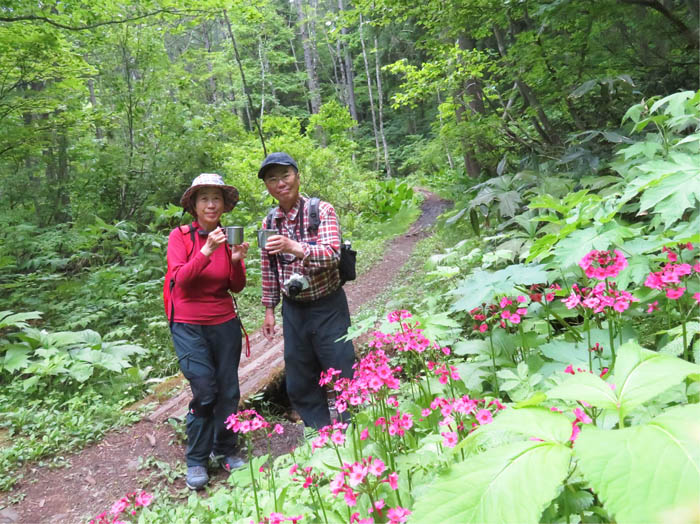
163, 223, 251, 357
163, 223, 198, 322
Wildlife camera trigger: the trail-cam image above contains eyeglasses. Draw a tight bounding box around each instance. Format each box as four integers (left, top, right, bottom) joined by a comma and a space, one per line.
264, 172, 296, 186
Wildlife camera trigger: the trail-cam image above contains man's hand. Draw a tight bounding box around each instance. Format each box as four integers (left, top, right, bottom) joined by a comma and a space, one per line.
263, 307, 276, 341
264, 235, 305, 259
201, 228, 226, 257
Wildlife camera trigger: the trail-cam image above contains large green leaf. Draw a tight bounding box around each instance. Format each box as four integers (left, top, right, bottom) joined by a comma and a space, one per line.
546, 372, 618, 410
476, 407, 573, 443
411, 441, 572, 523
0, 310, 42, 330
553, 223, 634, 268
612, 341, 700, 414
450, 264, 550, 312
1, 345, 32, 373
575, 404, 700, 524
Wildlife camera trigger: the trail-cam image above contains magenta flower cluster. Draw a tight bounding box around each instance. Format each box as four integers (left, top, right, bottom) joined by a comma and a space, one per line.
89, 491, 153, 524
321, 349, 401, 414
255, 513, 303, 524
563, 281, 638, 313
225, 408, 284, 437
644, 246, 700, 300
578, 249, 628, 280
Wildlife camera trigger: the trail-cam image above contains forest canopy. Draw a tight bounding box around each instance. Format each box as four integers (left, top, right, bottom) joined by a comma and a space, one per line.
0, 0, 697, 226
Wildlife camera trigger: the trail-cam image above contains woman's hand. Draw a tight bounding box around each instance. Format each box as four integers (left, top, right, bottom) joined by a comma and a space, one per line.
230, 241, 250, 263
200, 228, 226, 257
265, 235, 304, 259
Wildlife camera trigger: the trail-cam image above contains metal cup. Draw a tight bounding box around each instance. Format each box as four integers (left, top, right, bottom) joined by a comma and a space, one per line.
225, 226, 244, 245
257, 229, 277, 250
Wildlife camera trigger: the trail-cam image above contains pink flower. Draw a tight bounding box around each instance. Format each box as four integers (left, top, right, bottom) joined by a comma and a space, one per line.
110, 497, 129, 516
368, 458, 386, 476
579, 249, 628, 279
666, 287, 686, 300
360, 428, 369, 440
516, 295, 527, 303
564, 365, 575, 375
475, 409, 493, 425
500, 297, 512, 308
545, 292, 555, 302
289, 464, 299, 475
330, 431, 346, 446
478, 323, 488, 333
646, 300, 659, 313
694, 292, 700, 304
573, 407, 592, 424
134, 492, 153, 508
441, 431, 458, 448
509, 313, 521, 324
387, 506, 411, 524
563, 292, 581, 309
344, 489, 358, 506
516, 308, 527, 315
569, 423, 581, 442
386, 472, 399, 490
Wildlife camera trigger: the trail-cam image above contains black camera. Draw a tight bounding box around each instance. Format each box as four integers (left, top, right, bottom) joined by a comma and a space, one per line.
284, 273, 309, 298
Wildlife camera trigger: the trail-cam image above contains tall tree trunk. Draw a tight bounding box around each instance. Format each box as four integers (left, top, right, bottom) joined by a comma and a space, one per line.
86, 77, 103, 139
436, 91, 454, 169
289, 37, 313, 114
358, 14, 380, 169
222, 10, 267, 155
454, 34, 483, 178
373, 28, 391, 176
338, 0, 358, 122
295, 0, 321, 114
202, 23, 218, 104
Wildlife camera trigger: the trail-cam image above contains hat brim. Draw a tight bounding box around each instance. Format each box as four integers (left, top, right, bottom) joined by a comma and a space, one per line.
180, 184, 239, 215
257, 162, 297, 179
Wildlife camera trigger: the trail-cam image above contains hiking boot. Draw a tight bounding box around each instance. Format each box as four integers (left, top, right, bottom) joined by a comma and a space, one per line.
219, 455, 246, 472
185, 465, 209, 490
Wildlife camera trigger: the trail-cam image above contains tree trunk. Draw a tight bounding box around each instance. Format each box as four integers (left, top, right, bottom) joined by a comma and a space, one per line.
294, 0, 321, 114
373, 29, 391, 176
358, 14, 380, 169
454, 34, 483, 178
222, 10, 267, 155
338, 0, 358, 122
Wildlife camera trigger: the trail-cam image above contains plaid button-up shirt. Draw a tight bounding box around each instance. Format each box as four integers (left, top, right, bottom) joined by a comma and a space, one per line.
261, 197, 342, 307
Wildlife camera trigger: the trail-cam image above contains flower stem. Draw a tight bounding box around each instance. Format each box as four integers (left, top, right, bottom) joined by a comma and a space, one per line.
247, 442, 261, 522
488, 329, 499, 396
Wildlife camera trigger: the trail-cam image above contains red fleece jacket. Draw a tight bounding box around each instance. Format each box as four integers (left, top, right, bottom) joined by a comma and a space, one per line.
166, 224, 246, 325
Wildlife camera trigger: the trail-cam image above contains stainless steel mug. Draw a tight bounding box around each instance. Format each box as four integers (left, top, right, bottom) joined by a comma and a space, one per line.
225, 226, 244, 245
257, 229, 277, 249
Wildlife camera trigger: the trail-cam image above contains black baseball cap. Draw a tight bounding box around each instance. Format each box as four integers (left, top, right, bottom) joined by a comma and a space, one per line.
257, 152, 299, 179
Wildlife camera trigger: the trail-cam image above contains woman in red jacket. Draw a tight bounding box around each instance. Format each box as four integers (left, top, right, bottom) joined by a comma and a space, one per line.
166, 173, 249, 490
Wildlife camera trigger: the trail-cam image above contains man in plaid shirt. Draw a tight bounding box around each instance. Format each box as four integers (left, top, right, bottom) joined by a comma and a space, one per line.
258, 152, 355, 429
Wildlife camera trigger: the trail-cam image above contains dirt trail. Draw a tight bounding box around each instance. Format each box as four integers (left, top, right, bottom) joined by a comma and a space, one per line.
0, 191, 450, 524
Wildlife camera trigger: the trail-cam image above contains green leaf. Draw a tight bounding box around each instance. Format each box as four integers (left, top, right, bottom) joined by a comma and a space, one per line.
612, 341, 700, 413
450, 264, 550, 312
2, 345, 32, 372
546, 373, 618, 410
0, 310, 42, 330
411, 441, 572, 523
575, 404, 700, 524
479, 407, 573, 443
452, 339, 489, 356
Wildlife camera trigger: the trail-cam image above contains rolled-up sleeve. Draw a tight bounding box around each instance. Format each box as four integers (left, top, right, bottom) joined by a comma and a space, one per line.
302, 203, 340, 269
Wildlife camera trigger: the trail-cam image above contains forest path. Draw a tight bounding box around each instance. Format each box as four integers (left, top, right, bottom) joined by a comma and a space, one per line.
0, 190, 451, 524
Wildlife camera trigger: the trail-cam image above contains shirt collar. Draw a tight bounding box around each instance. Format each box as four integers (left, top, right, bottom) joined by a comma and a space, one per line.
276, 196, 304, 222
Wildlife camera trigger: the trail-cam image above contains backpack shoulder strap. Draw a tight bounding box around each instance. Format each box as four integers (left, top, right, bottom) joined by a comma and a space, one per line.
265, 207, 278, 230
308, 197, 321, 234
